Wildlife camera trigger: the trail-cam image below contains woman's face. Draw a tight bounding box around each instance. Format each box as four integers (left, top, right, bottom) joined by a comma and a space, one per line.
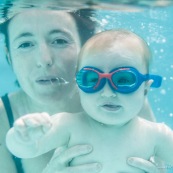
8, 9, 81, 104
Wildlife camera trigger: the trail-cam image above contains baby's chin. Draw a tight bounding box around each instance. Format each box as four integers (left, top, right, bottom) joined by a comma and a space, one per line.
91, 115, 137, 128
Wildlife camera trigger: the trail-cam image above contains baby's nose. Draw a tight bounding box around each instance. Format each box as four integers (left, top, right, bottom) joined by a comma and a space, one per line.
100, 82, 116, 98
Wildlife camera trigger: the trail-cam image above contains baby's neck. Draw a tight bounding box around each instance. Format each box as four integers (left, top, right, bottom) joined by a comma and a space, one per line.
87, 115, 139, 133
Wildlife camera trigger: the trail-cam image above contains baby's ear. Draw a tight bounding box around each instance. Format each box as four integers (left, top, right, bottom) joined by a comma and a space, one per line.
144, 79, 153, 95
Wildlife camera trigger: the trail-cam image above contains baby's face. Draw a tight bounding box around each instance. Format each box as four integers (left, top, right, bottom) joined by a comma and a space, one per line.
78, 39, 147, 126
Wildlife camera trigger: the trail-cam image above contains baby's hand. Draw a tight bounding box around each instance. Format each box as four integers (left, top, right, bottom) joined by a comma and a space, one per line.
13, 112, 52, 143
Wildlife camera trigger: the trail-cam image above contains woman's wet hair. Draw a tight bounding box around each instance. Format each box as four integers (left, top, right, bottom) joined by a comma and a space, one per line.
0, 7, 97, 52
70, 9, 97, 46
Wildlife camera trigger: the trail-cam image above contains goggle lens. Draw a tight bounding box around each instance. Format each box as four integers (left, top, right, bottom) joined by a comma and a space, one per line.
84, 71, 99, 87
112, 71, 136, 87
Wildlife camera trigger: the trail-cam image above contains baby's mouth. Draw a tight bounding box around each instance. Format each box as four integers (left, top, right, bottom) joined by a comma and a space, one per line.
100, 104, 122, 112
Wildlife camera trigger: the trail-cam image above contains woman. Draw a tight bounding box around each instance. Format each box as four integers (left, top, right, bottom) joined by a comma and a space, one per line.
0, 6, 161, 173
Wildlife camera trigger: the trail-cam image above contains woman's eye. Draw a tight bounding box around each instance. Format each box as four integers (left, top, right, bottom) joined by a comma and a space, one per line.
52, 38, 69, 46
18, 42, 34, 49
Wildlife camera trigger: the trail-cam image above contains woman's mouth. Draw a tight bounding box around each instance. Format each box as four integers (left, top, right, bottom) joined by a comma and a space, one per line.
36, 76, 69, 86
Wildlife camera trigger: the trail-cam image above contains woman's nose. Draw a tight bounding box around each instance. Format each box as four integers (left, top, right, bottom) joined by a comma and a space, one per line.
36, 43, 53, 68
100, 82, 117, 98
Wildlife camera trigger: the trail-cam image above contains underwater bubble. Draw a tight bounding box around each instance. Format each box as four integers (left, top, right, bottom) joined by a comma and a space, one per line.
169, 113, 173, 117
157, 107, 161, 111
161, 38, 166, 43
160, 49, 164, 53
154, 50, 158, 54
163, 77, 166, 80
154, 98, 160, 103
140, 23, 145, 29
170, 77, 173, 80
105, 15, 110, 19
158, 55, 163, 59
149, 8, 168, 20
160, 89, 166, 95
101, 18, 108, 25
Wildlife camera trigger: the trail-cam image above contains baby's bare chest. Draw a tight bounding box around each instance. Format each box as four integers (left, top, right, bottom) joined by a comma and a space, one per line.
69, 125, 155, 173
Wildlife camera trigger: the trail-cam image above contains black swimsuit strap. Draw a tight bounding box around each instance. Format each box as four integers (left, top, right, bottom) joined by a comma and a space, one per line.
1, 94, 14, 127
1, 94, 25, 173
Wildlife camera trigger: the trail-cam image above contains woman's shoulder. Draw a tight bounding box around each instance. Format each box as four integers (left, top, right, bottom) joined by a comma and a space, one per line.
0, 90, 23, 124
0, 94, 12, 142
1, 90, 24, 107
0, 96, 8, 124
7, 90, 25, 104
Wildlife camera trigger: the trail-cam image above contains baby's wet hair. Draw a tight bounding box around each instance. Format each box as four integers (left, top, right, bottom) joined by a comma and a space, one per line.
77, 29, 152, 72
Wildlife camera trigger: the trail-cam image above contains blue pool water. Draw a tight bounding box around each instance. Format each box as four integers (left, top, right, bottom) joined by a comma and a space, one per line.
0, 4, 173, 172
96, 7, 173, 172
94, 6, 173, 131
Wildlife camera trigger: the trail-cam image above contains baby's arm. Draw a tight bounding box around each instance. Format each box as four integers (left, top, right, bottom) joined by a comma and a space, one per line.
155, 123, 173, 165
6, 112, 70, 158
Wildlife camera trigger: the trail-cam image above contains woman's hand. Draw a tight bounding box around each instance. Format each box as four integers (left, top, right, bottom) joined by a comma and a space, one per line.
42, 145, 102, 173
127, 157, 166, 173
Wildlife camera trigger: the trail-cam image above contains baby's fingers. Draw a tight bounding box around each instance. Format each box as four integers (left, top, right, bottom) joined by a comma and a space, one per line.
15, 112, 52, 131
13, 118, 30, 141
24, 112, 52, 132
13, 112, 52, 141
38, 112, 52, 132
14, 117, 26, 130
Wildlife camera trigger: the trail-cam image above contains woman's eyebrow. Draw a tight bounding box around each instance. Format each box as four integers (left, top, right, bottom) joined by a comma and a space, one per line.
49, 29, 73, 38
13, 32, 33, 42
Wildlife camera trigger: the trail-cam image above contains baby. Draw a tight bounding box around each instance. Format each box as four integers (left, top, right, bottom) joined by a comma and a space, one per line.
6, 29, 173, 173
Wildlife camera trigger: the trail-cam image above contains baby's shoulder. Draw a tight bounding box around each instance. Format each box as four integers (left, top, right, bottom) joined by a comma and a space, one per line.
138, 117, 172, 136
51, 111, 86, 127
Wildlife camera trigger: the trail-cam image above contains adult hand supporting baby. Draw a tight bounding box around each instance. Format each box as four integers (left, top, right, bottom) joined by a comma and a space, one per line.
43, 150, 164, 173
42, 145, 102, 173
127, 157, 165, 173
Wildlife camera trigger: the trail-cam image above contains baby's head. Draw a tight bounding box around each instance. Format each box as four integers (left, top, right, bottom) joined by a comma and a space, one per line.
77, 29, 151, 73
76, 29, 161, 126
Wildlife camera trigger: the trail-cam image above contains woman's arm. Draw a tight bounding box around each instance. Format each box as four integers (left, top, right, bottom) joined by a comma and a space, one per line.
0, 101, 18, 173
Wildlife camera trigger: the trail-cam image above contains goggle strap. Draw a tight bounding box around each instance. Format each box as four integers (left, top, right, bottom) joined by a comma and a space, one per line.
149, 75, 162, 88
